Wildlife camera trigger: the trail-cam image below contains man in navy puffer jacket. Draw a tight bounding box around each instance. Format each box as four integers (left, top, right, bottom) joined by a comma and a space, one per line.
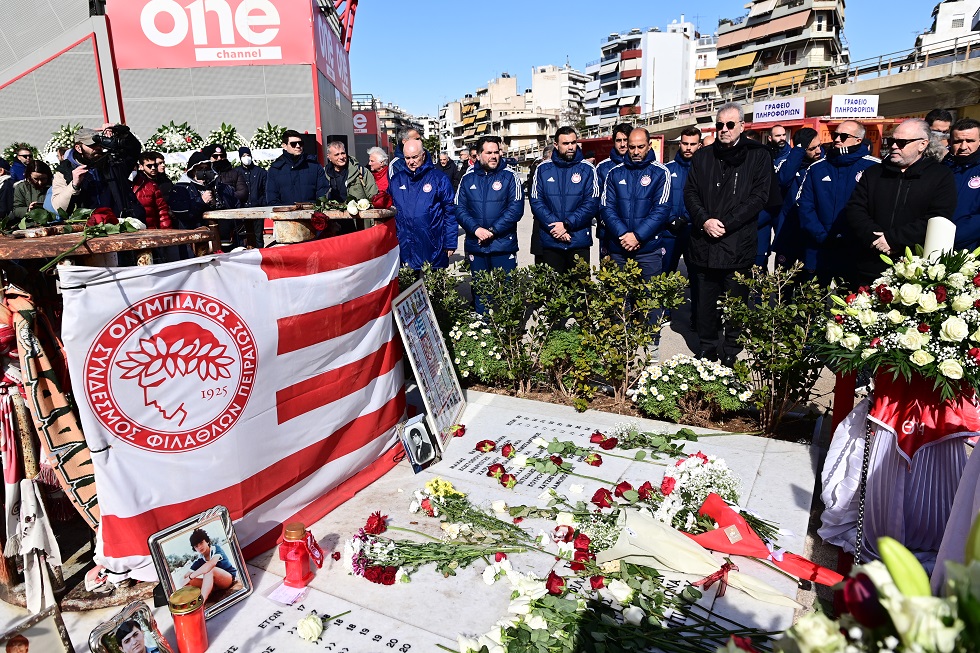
946, 118, 980, 251
595, 123, 631, 256
455, 135, 524, 313
530, 127, 599, 273
601, 128, 671, 280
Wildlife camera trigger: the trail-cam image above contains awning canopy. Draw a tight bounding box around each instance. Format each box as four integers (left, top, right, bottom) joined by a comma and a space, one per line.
752, 69, 808, 91
599, 61, 619, 75
618, 96, 639, 106
718, 10, 811, 48
695, 67, 718, 81
716, 52, 758, 73
475, 124, 489, 134
462, 116, 475, 126
600, 98, 618, 108
748, 0, 777, 18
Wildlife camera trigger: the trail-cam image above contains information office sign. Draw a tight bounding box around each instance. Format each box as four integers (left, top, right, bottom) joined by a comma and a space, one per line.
753, 97, 806, 122
106, 0, 314, 69
831, 95, 880, 119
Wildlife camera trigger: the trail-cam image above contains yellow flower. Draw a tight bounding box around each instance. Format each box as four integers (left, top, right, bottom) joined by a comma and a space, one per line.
424, 477, 464, 497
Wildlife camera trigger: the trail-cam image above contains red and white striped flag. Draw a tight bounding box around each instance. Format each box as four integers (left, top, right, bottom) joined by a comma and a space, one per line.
59, 223, 405, 579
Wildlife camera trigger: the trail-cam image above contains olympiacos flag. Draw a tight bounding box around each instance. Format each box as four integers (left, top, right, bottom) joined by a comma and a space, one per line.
59, 223, 405, 579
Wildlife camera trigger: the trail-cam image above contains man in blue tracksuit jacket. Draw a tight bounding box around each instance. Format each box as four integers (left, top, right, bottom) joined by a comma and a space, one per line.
755, 126, 793, 266
663, 127, 702, 274
388, 127, 421, 180
530, 127, 599, 273
946, 118, 980, 251
455, 135, 524, 313
797, 120, 879, 284
601, 128, 671, 280
595, 123, 632, 256
389, 140, 457, 270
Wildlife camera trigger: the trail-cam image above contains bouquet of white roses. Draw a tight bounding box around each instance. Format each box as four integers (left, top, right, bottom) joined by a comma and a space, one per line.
819, 247, 980, 400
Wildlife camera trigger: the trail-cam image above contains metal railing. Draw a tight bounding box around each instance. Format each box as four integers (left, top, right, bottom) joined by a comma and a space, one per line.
580, 34, 980, 138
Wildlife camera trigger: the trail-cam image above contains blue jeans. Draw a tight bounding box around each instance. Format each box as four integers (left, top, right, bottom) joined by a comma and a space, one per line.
610, 249, 665, 330
468, 252, 518, 314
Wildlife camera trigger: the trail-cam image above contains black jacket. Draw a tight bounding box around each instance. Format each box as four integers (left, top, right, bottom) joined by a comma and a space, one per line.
684, 138, 776, 269
239, 164, 267, 207
845, 156, 957, 286
213, 161, 249, 205
434, 161, 457, 184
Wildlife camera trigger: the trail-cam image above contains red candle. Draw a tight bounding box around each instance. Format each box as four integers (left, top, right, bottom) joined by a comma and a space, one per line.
169, 586, 208, 653
279, 522, 314, 588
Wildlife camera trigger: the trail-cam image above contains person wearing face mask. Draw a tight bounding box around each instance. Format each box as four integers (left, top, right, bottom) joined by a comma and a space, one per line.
946, 118, 980, 251
168, 152, 238, 233
236, 147, 267, 207
11, 160, 52, 220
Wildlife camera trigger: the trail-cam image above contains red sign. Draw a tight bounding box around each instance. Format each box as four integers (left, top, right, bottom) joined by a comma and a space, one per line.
312, 5, 351, 100
106, 0, 314, 69
352, 111, 378, 135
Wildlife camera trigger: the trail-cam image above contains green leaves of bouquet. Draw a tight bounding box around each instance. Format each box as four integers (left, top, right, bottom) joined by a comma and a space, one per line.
39, 207, 144, 272
205, 122, 247, 151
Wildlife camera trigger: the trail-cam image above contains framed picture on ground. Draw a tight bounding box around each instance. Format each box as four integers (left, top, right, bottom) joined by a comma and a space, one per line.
148, 505, 252, 619
89, 601, 174, 653
397, 413, 440, 473
1, 606, 74, 653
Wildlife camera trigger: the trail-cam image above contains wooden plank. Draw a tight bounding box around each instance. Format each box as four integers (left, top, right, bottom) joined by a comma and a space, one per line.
204, 206, 397, 221
0, 228, 213, 260
12, 224, 86, 238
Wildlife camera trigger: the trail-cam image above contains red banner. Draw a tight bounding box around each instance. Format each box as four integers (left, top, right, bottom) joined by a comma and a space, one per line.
106, 0, 315, 70
313, 4, 352, 100
353, 111, 379, 135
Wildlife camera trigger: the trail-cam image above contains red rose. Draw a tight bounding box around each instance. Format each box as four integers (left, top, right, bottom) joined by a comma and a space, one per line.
935, 286, 948, 303
729, 636, 761, 652
363, 565, 383, 583
512, 517, 523, 524
591, 488, 613, 508
370, 191, 393, 209
501, 443, 515, 458
499, 473, 517, 489
487, 463, 506, 479
878, 287, 894, 303
475, 439, 496, 453
973, 274, 980, 287
693, 452, 709, 463
845, 293, 857, 304
380, 566, 398, 585
661, 476, 677, 495
550, 455, 564, 467
584, 453, 603, 466
310, 211, 328, 231
857, 286, 870, 295
970, 348, 980, 363
573, 533, 591, 551
420, 498, 435, 516
570, 548, 592, 571
494, 552, 507, 562
450, 424, 466, 437
87, 207, 119, 227
833, 314, 844, 324
637, 481, 654, 500
590, 575, 605, 590
545, 571, 566, 595
155, 138, 164, 145
185, 136, 193, 143
364, 511, 388, 535
598, 437, 618, 450
841, 573, 888, 628
331, 551, 341, 561
590, 431, 606, 444
918, 323, 930, 333
614, 481, 633, 498
553, 525, 575, 543
869, 337, 882, 348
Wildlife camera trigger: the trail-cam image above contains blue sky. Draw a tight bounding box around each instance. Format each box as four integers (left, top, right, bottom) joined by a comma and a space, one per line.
349, 0, 933, 117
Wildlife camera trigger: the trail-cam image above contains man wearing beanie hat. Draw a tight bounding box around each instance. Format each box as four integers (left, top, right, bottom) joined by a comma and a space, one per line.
797, 120, 879, 285
238, 145, 267, 246
202, 143, 248, 205
771, 127, 820, 269
52, 124, 144, 220
168, 151, 237, 237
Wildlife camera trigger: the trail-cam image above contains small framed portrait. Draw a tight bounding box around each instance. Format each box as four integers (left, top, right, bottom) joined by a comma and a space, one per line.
397, 414, 440, 473
89, 601, 174, 653
2, 606, 74, 653
148, 505, 252, 619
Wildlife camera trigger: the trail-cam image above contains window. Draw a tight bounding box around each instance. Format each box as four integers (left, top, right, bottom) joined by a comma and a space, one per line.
783, 49, 797, 66
816, 13, 825, 31
952, 14, 965, 28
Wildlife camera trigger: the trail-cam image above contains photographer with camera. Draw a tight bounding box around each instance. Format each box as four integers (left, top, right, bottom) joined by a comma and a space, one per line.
51, 125, 145, 220
168, 152, 238, 239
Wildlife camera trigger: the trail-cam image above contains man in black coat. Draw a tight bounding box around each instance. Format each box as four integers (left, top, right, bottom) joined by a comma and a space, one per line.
684, 102, 776, 365
845, 118, 957, 288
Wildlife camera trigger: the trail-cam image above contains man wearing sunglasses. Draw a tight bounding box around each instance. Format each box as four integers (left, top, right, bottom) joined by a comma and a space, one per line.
845, 119, 957, 288
796, 120, 879, 285
684, 103, 777, 366
266, 130, 330, 206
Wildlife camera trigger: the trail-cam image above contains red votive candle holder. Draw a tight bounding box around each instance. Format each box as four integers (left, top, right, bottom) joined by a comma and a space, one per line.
280, 522, 315, 588
169, 585, 208, 653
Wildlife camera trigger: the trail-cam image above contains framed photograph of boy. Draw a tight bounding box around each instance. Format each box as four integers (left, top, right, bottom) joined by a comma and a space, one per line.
397, 413, 440, 473
148, 505, 252, 619
1, 606, 74, 653
88, 601, 174, 653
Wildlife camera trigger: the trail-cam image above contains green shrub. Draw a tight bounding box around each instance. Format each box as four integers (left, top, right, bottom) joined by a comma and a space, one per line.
629, 354, 751, 424
540, 327, 597, 397
448, 315, 508, 385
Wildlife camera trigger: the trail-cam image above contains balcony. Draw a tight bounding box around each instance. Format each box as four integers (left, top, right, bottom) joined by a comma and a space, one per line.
621, 48, 642, 60
620, 69, 642, 79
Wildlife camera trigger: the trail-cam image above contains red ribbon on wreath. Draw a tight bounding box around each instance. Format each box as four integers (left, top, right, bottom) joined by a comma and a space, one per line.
693, 561, 738, 597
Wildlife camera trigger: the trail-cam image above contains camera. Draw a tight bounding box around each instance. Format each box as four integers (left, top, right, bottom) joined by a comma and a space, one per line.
92, 124, 133, 157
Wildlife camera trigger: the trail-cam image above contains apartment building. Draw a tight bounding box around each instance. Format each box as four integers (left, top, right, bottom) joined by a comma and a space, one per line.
715, 0, 848, 97
917, 0, 980, 52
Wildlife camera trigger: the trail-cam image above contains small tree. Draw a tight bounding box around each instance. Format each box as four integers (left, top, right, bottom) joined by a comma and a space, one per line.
721, 264, 829, 436
422, 134, 441, 157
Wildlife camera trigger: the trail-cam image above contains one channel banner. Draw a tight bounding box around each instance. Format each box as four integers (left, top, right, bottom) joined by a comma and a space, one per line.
107, 0, 316, 69
753, 97, 806, 122
60, 224, 404, 579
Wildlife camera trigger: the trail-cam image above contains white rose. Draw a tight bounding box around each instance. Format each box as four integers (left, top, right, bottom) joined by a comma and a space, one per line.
917, 292, 939, 312
357, 198, 371, 211
457, 635, 481, 652
949, 273, 968, 290
524, 613, 548, 630
482, 564, 499, 585
861, 348, 877, 360
623, 606, 646, 626
940, 316, 970, 342
491, 500, 508, 513
938, 359, 964, 379
532, 437, 549, 448
606, 579, 634, 604
952, 294, 973, 312
857, 310, 877, 327
840, 334, 861, 351
927, 263, 946, 280
555, 512, 576, 526
779, 612, 847, 653
898, 283, 922, 305
825, 322, 844, 344
910, 350, 935, 366
346, 200, 359, 215
887, 309, 905, 324
512, 454, 528, 468
897, 330, 923, 350
296, 614, 324, 642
